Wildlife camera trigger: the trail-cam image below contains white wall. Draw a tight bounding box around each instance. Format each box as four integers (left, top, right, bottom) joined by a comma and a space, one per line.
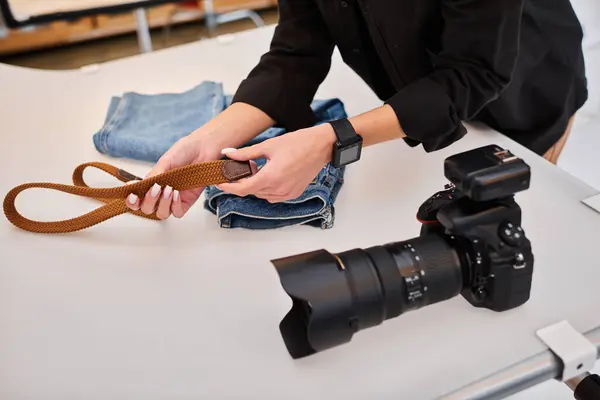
558, 0, 600, 191
507, 3, 600, 398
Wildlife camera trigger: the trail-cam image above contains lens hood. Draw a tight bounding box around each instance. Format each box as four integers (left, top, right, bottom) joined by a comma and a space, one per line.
271, 249, 356, 359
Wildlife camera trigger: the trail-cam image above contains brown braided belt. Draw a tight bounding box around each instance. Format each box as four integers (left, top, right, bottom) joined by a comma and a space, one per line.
3, 159, 253, 234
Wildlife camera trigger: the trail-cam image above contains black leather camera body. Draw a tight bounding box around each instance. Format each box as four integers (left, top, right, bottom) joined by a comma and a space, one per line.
271, 144, 535, 359
418, 144, 534, 312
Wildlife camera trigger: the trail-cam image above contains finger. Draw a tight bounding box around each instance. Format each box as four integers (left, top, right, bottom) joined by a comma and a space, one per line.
253, 186, 291, 202
145, 154, 172, 179
173, 188, 203, 218
255, 191, 292, 203
171, 190, 186, 218
263, 196, 287, 204
252, 187, 285, 198
256, 185, 304, 202
249, 160, 259, 174
216, 160, 274, 196
125, 181, 140, 211
140, 183, 162, 214
126, 192, 141, 210
155, 185, 173, 220
216, 175, 266, 197
221, 143, 269, 161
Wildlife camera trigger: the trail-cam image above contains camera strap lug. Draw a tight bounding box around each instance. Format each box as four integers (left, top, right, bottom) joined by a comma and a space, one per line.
536, 320, 597, 381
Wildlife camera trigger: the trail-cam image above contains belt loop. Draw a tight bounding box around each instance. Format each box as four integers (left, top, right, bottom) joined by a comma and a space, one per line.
220, 214, 231, 228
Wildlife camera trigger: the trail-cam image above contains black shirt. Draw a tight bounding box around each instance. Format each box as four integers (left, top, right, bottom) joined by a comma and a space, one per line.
232, 0, 588, 155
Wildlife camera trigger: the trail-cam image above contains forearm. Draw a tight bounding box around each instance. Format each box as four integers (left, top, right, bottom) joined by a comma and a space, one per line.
318, 104, 407, 164
230, 0, 334, 133
349, 104, 406, 147
193, 102, 275, 149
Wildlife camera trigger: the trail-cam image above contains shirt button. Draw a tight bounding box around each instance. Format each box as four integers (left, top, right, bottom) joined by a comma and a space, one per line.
353, 48, 361, 54
341, 1, 348, 7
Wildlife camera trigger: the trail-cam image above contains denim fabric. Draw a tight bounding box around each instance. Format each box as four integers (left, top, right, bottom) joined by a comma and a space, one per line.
94, 82, 225, 163
92, 82, 347, 229
204, 97, 346, 229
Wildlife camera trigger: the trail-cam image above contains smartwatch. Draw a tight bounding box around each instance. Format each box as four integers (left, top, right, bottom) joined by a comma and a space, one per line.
329, 118, 363, 168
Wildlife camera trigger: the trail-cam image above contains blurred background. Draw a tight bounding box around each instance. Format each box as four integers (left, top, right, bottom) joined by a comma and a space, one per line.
0, 0, 279, 69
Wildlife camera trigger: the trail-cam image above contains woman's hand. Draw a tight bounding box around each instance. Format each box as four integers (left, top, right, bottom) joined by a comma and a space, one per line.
126, 132, 223, 219
125, 102, 275, 220
217, 123, 338, 203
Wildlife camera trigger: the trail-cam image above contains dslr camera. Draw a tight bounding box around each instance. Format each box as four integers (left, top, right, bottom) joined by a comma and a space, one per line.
271, 144, 534, 359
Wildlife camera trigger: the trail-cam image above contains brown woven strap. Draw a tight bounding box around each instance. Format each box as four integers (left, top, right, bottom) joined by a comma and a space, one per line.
3, 159, 253, 234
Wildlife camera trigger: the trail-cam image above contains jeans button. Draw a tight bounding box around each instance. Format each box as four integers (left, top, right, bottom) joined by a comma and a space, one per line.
341, 1, 348, 7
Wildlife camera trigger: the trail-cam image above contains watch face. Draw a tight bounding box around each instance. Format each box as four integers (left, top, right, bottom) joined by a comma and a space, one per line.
339, 145, 361, 166
332, 131, 363, 168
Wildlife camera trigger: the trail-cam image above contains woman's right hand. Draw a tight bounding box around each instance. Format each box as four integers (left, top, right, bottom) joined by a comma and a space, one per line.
125, 102, 275, 220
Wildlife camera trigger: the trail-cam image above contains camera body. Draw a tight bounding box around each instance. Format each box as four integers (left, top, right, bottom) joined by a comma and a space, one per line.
418, 144, 534, 312
271, 144, 535, 359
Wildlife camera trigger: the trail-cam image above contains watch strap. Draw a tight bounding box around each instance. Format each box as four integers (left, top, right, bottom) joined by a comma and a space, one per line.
329, 118, 358, 145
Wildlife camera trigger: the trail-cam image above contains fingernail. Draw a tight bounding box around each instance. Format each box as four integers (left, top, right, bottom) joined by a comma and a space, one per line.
221, 147, 237, 154
128, 193, 138, 204
163, 185, 173, 200
150, 183, 161, 198
173, 190, 179, 201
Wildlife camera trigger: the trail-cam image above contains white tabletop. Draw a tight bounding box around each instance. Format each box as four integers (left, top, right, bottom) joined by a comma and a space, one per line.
1, 26, 599, 399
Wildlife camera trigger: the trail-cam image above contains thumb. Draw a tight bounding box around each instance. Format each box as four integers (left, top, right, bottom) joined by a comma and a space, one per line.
145, 153, 172, 179
221, 143, 269, 161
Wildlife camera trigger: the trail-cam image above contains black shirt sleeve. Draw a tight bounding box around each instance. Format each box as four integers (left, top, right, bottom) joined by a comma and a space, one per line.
231, 0, 335, 132
385, 0, 523, 152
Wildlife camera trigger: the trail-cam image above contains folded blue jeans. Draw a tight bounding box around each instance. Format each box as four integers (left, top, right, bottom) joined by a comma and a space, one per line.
92, 82, 347, 229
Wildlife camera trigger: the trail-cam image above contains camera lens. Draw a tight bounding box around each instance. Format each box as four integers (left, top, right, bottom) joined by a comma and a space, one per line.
271, 234, 465, 359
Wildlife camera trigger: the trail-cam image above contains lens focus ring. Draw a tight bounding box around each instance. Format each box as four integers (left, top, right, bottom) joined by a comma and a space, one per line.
406, 236, 463, 306
383, 235, 463, 311
364, 245, 405, 320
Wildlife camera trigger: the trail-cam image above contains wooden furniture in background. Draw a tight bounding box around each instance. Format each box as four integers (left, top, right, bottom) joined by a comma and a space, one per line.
163, 0, 271, 40
0, 0, 277, 56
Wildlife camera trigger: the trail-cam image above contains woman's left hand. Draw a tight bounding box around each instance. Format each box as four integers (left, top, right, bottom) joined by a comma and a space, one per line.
217, 123, 338, 203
